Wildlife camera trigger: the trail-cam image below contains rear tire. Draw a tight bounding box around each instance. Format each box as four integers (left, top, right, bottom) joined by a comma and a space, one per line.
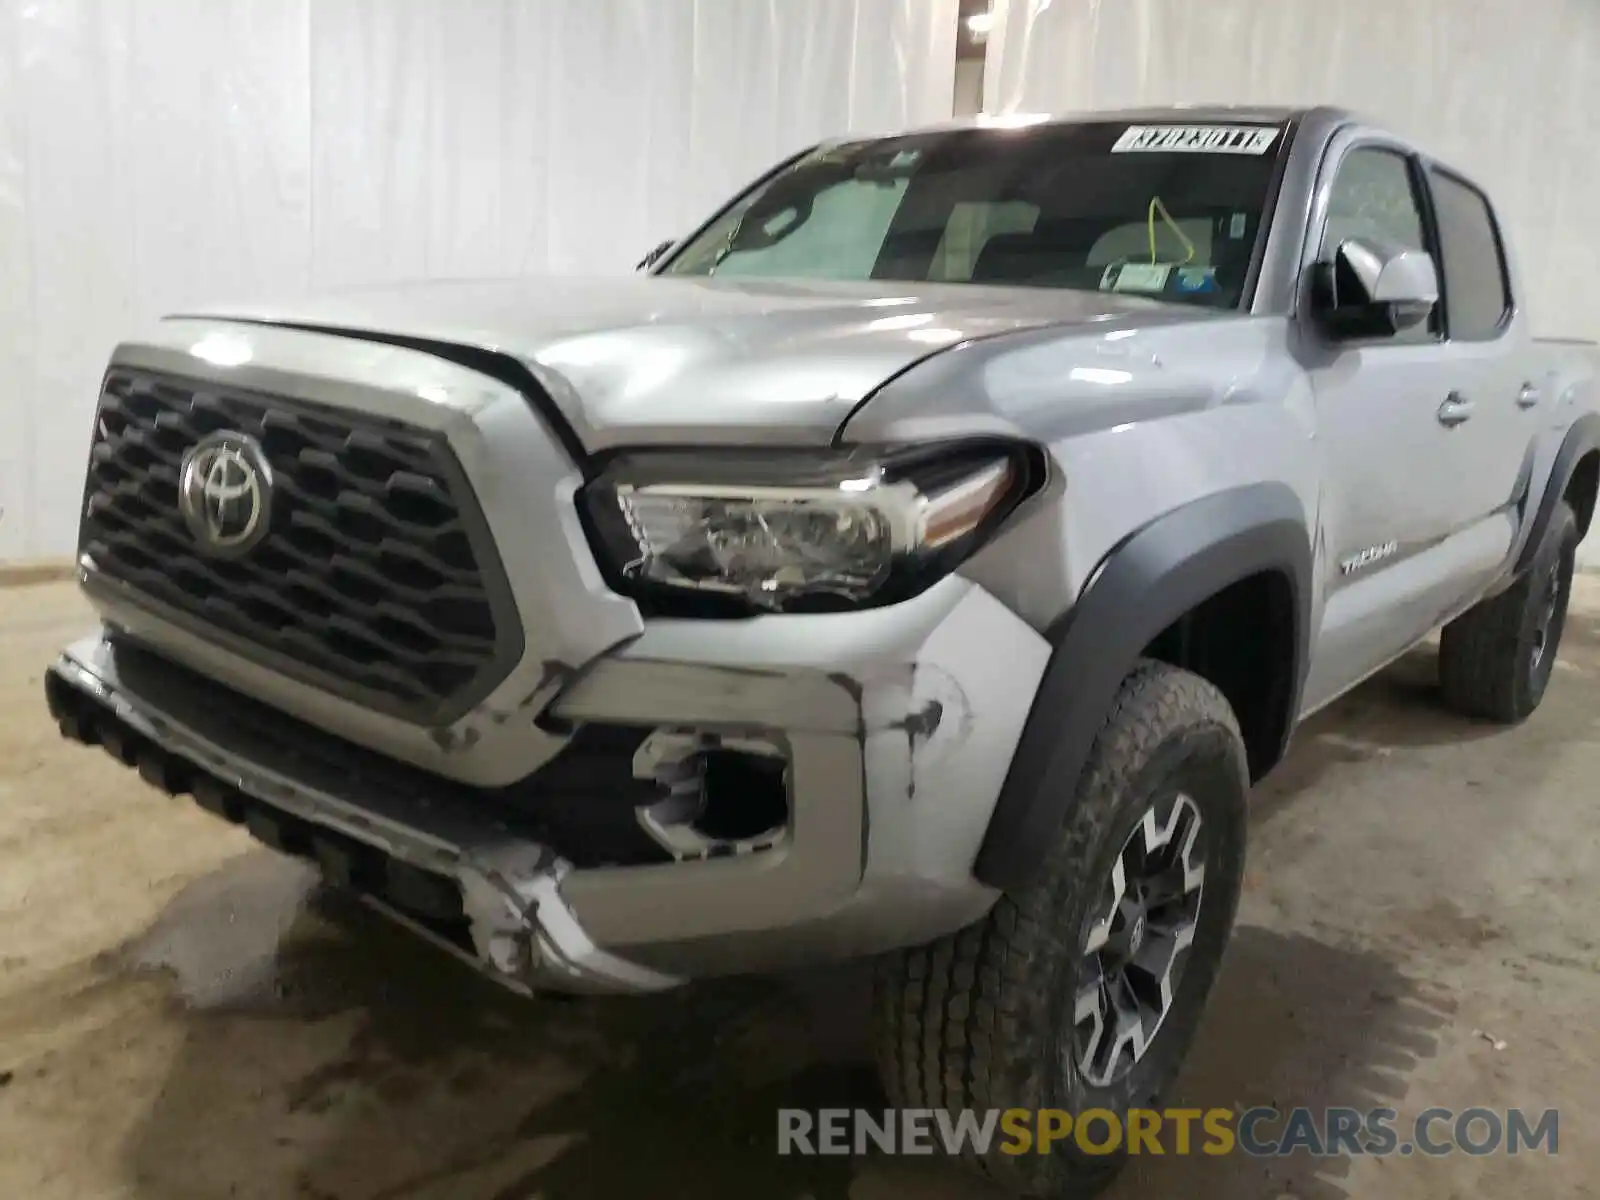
1439, 500, 1578, 723
872, 660, 1249, 1198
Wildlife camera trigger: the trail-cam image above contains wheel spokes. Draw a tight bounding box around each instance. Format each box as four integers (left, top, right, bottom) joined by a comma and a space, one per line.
1532, 563, 1564, 670
1081, 855, 1127, 955
1073, 973, 1107, 1075
1072, 792, 1207, 1088
1126, 919, 1197, 1016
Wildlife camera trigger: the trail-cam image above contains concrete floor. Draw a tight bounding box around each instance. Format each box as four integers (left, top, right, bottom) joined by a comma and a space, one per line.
1, 582, 1597, 1200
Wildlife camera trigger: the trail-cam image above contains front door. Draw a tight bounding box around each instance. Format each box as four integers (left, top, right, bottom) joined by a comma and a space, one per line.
1300, 139, 1516, 711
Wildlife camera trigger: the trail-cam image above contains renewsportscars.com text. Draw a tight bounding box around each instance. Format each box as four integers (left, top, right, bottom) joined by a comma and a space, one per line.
777, 1106, 1559, 1159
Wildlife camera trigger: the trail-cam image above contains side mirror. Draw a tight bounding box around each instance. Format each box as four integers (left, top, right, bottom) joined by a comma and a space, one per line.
636, 239, 676, 271
1312, 237, 1439, 338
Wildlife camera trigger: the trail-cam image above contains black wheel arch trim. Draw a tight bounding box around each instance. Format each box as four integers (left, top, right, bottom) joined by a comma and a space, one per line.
974, 482, 1313, 893
1513, 411, 1600, 577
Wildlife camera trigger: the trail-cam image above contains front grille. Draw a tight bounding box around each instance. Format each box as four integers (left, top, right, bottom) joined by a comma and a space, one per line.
80, 368, 521, 723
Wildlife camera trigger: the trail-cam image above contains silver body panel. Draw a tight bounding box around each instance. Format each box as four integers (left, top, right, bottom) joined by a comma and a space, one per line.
48, 105, 1599, 989
191, 276, 1179, 451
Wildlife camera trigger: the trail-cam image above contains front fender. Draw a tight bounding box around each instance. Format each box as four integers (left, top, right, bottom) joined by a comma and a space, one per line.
973, 482, 1311, 892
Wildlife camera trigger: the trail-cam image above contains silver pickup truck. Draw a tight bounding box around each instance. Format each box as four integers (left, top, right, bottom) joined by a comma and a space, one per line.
46, 105, 1599, 1196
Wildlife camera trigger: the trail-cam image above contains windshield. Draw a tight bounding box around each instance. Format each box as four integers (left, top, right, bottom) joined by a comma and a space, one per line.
661, 120, 1290, 309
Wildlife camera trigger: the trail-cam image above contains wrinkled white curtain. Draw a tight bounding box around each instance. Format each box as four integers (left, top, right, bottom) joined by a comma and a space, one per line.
984, 0, 1600, 344
0, 0, 956, 561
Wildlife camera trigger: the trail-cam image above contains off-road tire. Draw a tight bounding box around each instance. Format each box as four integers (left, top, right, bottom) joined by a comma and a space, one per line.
1439, 500, 1578, 723
872, 660, 1250, 1198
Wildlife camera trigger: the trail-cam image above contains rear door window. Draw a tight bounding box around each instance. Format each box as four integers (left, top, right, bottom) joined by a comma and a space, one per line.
1427, 169, 1513, 341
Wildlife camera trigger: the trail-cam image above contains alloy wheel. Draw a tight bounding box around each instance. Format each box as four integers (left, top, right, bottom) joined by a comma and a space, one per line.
1072, 792, 1207, 1088
1530, 560, 1564, 673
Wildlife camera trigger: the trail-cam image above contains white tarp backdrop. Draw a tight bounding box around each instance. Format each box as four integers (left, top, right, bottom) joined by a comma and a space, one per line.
984, 0, 1600, 347
0, 0, 957, 562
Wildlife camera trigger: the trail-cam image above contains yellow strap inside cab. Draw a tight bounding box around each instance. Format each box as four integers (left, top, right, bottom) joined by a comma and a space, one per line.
1147, 197, 1197, 265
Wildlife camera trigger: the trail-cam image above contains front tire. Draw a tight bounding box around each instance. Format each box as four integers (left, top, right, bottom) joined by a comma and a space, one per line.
1439, 499, 1579, 723
872, 661, 1249, 1198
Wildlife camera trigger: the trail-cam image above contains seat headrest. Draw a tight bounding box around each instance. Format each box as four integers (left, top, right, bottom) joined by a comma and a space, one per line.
972, 232, 1051, 282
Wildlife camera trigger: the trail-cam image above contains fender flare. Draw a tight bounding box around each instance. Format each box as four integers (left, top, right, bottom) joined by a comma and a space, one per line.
1513, 411, 1600, 576
973, 482, 1313, 892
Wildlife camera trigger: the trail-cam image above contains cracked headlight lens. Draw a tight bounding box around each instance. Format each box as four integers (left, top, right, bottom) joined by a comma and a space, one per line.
581, 445, 1030, 613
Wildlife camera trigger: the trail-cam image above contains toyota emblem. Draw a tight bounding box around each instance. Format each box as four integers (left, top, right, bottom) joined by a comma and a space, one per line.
178, 432, 273, 554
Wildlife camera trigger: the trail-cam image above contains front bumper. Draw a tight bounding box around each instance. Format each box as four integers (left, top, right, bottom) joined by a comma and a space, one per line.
47, 638, 677, 994
48, 574, 1048, 991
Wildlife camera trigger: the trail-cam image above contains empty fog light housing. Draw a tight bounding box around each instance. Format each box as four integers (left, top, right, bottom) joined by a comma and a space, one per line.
632, 730, 790, 861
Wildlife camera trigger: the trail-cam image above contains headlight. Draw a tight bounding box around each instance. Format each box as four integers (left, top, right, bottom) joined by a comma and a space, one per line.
580, 443, 1033, 613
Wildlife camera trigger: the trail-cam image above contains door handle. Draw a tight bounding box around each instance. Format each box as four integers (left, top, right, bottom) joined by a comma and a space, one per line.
1517, 382, 1541, 409
1437, 394, 1475, 427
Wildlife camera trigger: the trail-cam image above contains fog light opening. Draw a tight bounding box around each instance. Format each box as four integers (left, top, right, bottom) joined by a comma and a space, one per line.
633, 730, 790, 861
694, 750, 788, 841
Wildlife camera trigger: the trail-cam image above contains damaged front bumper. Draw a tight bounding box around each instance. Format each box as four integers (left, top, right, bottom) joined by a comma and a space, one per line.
47, 639, 679, 994
47, 574, 1049, 991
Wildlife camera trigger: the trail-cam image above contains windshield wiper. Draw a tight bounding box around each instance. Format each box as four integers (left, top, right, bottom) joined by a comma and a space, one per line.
708, 211, 751, 276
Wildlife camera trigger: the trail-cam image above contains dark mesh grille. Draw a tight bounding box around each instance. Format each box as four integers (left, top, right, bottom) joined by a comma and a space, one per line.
80, 368, 521, 722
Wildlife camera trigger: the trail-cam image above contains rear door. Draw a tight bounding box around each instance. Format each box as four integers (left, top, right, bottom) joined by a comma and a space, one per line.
1422, 165, 1534, 522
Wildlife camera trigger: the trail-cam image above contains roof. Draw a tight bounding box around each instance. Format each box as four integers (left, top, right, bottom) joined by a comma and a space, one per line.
890, 104, 1355, 138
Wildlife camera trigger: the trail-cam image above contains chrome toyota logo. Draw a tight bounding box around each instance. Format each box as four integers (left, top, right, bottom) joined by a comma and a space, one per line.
178, 432, 273, 553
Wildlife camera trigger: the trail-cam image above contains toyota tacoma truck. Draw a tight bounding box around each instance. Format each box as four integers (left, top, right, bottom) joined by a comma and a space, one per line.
46, 106, 1599, 1196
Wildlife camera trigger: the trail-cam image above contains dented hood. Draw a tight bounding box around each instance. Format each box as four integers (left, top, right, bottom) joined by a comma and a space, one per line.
184, 273, 1178, 450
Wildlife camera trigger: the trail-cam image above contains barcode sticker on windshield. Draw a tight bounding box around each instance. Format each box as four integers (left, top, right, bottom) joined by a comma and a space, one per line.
1112, 125, 1279, 155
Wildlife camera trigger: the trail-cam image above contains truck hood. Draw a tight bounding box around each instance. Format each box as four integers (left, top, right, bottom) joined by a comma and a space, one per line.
185, 274, 1196, 450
